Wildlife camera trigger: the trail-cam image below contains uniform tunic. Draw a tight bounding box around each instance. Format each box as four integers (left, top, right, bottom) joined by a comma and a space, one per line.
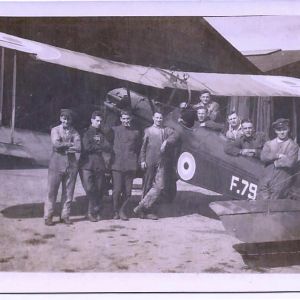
79, 126, 112, 216
224, 132, 267, 158
44, 124, 81, 220
111, 125, 141, 213
258, 137, 299, 201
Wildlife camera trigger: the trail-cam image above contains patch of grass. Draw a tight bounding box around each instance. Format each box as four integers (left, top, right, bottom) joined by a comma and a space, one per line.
120, 234, 128, 237
24, 239, 47, 246
145, 241, 152, 244
185, 260, 192, 263
0, 256, 14, 263
95, 229, 116, 234
130, 228, 137, 231
70, 248, 79, 252
42, 234, 55, 239
128, 240, 138, 243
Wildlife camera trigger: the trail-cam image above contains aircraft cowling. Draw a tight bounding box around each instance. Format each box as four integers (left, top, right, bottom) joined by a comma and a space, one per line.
105, 88, 154, 129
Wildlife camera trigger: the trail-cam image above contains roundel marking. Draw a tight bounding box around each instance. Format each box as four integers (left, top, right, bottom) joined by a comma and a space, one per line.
177, 152, 196, 181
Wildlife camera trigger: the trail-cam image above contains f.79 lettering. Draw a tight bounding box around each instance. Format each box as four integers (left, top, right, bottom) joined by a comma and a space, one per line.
230, 175, 257, 200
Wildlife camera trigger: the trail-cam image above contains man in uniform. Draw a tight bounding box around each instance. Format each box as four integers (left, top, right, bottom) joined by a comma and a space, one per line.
224, 119, 267, 158
193, 107, 224, 132
44, 109, 81, 226
79, 111, 112, 222
258, 118, 299, 201
192, 90, 220, 121
134, 110, 178, 220
111, 110, 141, 221
225, 111, 243, 140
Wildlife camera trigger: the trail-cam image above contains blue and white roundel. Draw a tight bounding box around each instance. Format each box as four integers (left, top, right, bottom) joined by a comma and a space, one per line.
177, 152, 196, 181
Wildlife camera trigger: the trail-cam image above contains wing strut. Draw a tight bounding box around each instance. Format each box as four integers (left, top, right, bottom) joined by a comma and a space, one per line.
10, 50, 16, 144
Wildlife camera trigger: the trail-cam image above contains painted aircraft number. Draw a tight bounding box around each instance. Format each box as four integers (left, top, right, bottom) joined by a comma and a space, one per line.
229, 175, 257, 200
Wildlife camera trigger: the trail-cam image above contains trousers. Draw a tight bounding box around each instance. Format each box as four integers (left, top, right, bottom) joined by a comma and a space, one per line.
44, 167, 78, 219
80, 169, 105, 216
258, 165, 293, 201
139, 164, 165, 209
112, 170, 135, 213
142, 164, 158, 197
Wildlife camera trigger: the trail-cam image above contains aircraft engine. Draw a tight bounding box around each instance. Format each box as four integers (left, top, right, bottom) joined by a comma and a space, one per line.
105, 87, 154, 128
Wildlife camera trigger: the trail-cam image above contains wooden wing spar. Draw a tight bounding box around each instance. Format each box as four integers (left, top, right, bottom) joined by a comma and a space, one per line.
1, 31, 300, 97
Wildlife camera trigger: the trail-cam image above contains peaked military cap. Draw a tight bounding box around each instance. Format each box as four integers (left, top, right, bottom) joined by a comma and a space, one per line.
272, 118, 290, 130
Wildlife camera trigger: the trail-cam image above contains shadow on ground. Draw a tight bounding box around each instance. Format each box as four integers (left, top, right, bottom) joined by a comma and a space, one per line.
234, 240, 300, 269
1, 191, 220, 220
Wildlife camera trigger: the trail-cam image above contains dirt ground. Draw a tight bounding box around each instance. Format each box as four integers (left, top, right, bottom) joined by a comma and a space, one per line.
1, 166, 300, 274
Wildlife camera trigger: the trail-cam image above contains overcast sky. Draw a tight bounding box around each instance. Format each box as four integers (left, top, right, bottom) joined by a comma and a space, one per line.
205, 16, 300, 52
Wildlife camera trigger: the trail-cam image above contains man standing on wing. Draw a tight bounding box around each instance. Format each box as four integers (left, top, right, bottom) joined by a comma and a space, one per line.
258, 118, 299, 201
224, 119, 267, 158
44, 109, 81, 226
79, 111, 112, 222
111, 111, 141, 221
134, 110, 178, 220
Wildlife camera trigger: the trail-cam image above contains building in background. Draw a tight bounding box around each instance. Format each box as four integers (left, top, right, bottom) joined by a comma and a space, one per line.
244, 49, 300, 142
0, 17, 260, 133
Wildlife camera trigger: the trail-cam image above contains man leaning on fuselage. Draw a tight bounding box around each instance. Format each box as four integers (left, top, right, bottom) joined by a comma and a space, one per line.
193, 107, 224, 132
134, 110, 178, 220
225, 111, 243, 141
224, 119, 267, 158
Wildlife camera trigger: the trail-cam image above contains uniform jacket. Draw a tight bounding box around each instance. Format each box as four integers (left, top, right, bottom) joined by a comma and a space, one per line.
140, 125, 178, 167
49, 124, 81, 172
111, 125, 141, 172
260, 138, 299, 170
224, 132, 267, 158
79, 125, 112, 171
192, 101, 220, 121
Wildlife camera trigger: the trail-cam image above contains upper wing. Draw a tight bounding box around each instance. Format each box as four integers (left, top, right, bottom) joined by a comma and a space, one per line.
1, 32, 300, 97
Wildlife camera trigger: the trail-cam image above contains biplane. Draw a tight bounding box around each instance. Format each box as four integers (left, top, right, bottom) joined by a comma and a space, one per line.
1, 32, 300, 243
